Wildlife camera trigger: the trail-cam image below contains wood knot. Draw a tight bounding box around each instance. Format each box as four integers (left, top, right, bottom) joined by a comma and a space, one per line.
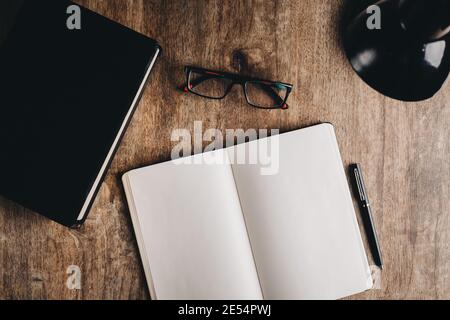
232, 50, 248, 73
232, 48, 267, 76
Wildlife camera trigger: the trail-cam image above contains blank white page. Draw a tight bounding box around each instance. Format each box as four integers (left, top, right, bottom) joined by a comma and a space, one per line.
123, 149, 262, 300
230, 124, 372, 300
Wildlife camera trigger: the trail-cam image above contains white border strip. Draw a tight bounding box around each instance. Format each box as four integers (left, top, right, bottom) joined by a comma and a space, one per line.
77, 48, 160, 222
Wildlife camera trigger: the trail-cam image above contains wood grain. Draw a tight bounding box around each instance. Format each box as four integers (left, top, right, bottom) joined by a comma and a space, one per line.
1, 0, 449, 300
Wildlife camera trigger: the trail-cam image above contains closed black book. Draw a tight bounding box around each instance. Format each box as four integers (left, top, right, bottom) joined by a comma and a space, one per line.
0, 0, 160, 226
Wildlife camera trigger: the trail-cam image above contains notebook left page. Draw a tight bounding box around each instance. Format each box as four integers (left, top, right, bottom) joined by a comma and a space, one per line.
123, 149, 263, 300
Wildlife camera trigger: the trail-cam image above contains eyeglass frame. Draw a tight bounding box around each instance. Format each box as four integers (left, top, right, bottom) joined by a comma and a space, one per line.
182, 66, 293, 110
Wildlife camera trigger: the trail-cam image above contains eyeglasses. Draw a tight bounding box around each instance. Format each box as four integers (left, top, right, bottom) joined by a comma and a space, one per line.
181, 66, 293, 110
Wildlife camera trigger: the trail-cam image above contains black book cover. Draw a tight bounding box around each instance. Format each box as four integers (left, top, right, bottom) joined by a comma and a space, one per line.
0, 0, 160, 226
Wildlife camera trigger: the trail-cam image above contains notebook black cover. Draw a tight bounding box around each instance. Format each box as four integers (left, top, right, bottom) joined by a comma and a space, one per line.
0, 0, 160, 226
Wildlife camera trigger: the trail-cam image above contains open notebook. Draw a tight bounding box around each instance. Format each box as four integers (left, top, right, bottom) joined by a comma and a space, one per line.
122, 124, 372, 300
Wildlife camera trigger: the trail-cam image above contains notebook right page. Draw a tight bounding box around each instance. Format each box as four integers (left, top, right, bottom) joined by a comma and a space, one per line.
230, 124, 372, 300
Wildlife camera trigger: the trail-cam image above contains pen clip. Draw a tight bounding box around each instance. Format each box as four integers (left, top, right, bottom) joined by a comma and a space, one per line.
354, 168, 366, 202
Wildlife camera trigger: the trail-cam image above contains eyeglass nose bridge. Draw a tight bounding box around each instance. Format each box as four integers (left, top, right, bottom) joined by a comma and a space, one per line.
222, 81, 249, 100
220, 80, 241, 97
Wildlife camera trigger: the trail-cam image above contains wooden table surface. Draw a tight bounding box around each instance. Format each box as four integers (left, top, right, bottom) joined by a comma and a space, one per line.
1, 0, 449, 300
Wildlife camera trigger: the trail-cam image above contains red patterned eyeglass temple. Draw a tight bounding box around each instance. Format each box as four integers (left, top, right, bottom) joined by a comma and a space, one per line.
180, 66, 293, 110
